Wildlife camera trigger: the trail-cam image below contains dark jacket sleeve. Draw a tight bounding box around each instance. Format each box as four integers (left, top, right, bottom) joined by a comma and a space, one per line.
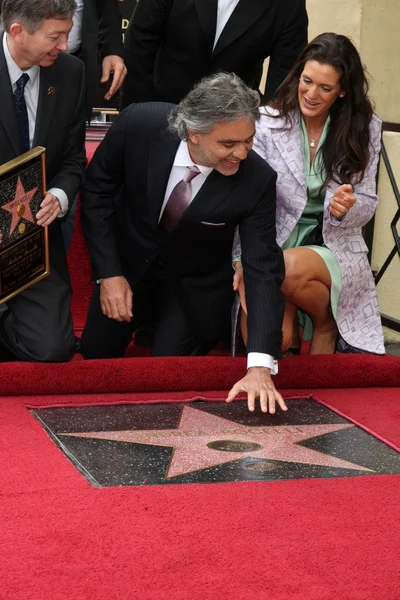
47, 61, 87, 206
120, 0, 172, 107
263, 0, 308, 103
80, 108, 130, 279
240, 171, 285, 357
94, 0, 124, 58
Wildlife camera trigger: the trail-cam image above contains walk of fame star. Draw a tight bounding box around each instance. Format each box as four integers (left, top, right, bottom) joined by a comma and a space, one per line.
1, 176, 38, 238
62, 405, 373, 479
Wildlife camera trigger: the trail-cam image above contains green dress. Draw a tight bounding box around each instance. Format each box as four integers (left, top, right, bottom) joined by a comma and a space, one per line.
281, 116, 342, 340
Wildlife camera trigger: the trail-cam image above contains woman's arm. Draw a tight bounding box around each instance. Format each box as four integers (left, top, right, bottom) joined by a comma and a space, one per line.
328, 115, 382, 228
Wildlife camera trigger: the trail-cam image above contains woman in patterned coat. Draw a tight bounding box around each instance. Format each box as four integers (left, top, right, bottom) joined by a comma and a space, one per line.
234, 33, 384, 355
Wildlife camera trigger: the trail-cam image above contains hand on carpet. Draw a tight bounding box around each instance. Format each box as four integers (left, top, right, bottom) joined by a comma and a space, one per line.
226, 367, 288, 414
100, 276, 133, 322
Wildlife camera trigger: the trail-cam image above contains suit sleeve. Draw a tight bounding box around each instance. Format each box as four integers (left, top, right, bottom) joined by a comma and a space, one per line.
263, 0, 308, 103
120, 0, 172, 107
80, 108, 131, 280
46, 62, 87, 206
94, 0, 123, 58
240, 172, 285, 357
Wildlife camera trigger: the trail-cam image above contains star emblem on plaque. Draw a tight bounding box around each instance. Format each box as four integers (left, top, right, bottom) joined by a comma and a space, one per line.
0, 147, 50, 304
31, 400, 400, 487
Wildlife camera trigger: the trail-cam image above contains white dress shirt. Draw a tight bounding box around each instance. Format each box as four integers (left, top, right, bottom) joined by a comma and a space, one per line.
68, 0, 84, 54
213, 0, 241, 50
163, 141, 278, 374
3, 35, 69, 216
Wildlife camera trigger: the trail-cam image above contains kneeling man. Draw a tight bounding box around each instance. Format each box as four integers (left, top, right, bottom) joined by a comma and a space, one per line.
80, 73, 286, 413
0, 0, 86, 362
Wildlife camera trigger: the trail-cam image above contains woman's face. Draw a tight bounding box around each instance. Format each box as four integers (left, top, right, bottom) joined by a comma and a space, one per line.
298, 60, 343, 121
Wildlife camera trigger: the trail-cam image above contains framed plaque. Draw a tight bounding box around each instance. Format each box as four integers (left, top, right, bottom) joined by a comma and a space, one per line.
0, 147, 49, 305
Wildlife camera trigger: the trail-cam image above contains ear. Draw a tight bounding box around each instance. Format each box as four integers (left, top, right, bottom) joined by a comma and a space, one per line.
187, 128, 200, 145
9, 23, 26, 43
339, 92, 345, 98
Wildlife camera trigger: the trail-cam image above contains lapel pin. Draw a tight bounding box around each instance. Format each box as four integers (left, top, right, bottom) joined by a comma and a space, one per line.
47, 86, 56, 96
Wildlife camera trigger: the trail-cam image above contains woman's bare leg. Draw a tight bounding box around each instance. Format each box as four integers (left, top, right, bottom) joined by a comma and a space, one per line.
240, 300, 298, 354
282, 248, 338, 354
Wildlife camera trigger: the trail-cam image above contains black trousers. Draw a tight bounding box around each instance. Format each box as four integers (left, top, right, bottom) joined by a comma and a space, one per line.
81, 262, 216, 359
0, 259, 75, 362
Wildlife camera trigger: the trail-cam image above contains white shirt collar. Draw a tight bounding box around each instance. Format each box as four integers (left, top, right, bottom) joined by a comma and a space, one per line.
3, 33, 40, 88
174, 141, 214, 178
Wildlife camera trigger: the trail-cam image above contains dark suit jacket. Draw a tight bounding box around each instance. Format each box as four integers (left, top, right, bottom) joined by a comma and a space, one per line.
82, 0, 123, 118
120, 0, 308, 108
81, 103, 285, 357
0, 34, 87, 270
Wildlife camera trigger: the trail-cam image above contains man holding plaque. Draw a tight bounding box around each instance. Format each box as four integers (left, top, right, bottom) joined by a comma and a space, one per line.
0, 0, 86, 362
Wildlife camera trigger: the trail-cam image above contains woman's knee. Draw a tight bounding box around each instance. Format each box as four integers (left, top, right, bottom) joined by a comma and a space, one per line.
282, 250, 304, 297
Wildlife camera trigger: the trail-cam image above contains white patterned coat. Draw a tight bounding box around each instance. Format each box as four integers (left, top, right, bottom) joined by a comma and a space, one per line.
252, 108, 384, 354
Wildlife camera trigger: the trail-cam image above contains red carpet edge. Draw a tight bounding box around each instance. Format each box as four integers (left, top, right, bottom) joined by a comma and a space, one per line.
1, 353, 400, 396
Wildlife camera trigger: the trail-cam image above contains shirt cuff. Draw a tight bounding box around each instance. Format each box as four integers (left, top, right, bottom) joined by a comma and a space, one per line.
247, 352, 278, 375
48, 187, 69, 217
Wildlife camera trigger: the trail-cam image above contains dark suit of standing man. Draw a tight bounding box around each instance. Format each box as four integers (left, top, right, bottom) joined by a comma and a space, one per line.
0, 0, 86, 362
61, 0, 127, 252
120, 0, 308, 108
81, 73, 287, 414
69, 0, 126, 121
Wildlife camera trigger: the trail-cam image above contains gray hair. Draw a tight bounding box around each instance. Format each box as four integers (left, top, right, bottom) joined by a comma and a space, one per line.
168, 72, 261, 140
1, 0, 76, 33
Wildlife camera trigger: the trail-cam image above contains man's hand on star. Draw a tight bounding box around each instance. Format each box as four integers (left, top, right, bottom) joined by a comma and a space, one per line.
226, 367, 288, 414
100, 276, 133, 322
101, 55, 127, 101
36, 192, 61, 227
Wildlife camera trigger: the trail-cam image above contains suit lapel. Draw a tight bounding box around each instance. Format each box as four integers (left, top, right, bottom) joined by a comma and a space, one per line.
0, 34, 22, 155
271, 119, 306, 191
182, 168, 235, 223
213, 0, 271, 57
147, 131, 180, 228
32, 64, 57, 147
193, 0, 218, 54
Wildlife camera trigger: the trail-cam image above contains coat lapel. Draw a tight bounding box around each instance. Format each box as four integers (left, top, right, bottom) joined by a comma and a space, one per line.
182, 168, 235, 223
147, 131, 180, 228
193, 0, 218, 54
212, 0, 271, 57
0, 34, 22, 156
271, 116, 306, 191
32, 64, 57, 147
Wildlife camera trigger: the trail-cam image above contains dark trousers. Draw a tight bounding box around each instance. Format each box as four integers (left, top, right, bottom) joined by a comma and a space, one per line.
81, 262, 216, 359
0, 259, 75, 362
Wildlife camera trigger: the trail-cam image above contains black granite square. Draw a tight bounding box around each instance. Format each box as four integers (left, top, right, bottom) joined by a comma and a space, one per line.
30, 398, 400, 487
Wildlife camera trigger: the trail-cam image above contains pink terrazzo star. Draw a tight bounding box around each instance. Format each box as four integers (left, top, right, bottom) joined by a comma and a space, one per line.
2, 176, 38, 236
63, 406, 372, 479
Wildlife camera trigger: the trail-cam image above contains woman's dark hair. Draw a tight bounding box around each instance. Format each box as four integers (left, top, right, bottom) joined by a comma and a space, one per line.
272, 32, 374, 186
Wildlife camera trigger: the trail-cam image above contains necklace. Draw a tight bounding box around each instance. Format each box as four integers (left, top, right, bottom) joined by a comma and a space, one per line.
305, 123, 324, 148
308, 130, 323, 148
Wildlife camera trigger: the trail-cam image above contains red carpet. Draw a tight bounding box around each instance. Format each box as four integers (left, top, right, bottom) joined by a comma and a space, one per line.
1, 392, 399, 600
1, 151, 399, 598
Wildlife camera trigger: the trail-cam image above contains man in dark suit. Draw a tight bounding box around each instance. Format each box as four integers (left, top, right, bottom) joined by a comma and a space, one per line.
120, 0, 308, 108
62, 0, 127, 251
0, 0, 86, 362
68, 0, 126, 121
81, 72, 287, 413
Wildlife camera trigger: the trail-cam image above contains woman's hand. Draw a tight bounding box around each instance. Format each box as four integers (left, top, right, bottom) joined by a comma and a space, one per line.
233, 260, 247, 314
329, 184, 356, 219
